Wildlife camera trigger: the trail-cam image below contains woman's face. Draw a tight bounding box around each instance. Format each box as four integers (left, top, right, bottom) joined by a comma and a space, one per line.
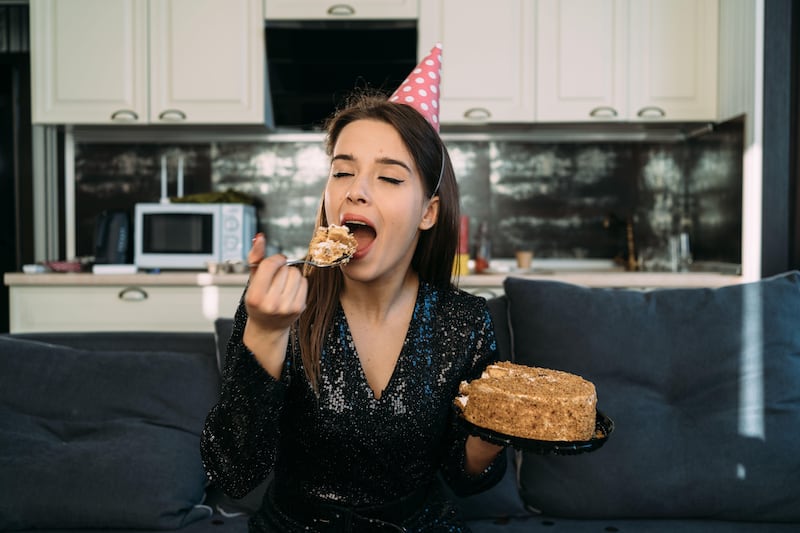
324, 119, 439, 281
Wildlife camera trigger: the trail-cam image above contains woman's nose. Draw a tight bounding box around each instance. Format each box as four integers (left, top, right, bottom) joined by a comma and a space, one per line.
345, 175, 370, 203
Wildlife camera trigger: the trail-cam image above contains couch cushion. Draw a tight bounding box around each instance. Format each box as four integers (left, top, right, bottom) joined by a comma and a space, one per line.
503, 271, 800, 521
9, 331, 216, 357
443, 449, 530, 521
215, 317, 235, 373
0, 336, 220, 530
486, 296, 512, 362
467, 516, 800, 532
11, 514, 251, 533
209, 317, 271, 515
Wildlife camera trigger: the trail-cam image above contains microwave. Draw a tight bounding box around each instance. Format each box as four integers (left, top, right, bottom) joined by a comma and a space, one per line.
134, 203, 257, 270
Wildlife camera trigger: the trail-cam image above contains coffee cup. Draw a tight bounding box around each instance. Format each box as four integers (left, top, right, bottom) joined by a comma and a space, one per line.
515, 250, 534, 270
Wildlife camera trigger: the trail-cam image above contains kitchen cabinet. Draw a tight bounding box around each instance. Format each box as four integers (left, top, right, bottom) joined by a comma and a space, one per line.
7, 278, 245, 333
31, 0, 265, 125
536, 0, 718, 122
628, 0, 718, 121
30, 0, 147, 124
5, 271, 742, 333
536, 0, 628, 122
717, 1, 757, 124
418, 0, 536, 125
264, 0, 417, 20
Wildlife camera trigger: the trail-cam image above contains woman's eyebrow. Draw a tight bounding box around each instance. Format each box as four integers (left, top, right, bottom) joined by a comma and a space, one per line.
375, 157, 412, 173
331, 154, 355, 163
331, 154, 412, 174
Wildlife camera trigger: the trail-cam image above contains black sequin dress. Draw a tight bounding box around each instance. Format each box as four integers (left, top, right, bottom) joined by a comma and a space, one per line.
201, 281, 506, 532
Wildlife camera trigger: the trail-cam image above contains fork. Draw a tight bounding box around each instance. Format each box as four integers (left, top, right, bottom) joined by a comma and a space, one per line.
248, 254, 352, 269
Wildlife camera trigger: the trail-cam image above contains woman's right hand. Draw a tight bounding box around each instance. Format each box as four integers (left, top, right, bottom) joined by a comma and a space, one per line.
242, 233, 308, 378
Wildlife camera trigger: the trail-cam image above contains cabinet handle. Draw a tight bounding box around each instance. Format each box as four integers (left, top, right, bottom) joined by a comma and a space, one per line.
589, 106, 618, 118
110, 109, 139, 121
327, 4, 355, 15
463, 108, 491, 121
636, 106, 666, 118
157, 109, 188, 122
118, 287, 148, 302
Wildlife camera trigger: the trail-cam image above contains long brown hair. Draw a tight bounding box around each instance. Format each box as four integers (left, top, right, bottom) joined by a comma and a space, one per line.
296, 93, 460, 391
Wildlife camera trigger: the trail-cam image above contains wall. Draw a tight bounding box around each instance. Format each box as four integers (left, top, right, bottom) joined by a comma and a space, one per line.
761, 0, 799, 276
1, 3, 32, 333
73, 124, 743, 271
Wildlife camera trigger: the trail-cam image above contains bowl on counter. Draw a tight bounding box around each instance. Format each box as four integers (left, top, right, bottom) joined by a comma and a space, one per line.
42, 258, 93, 273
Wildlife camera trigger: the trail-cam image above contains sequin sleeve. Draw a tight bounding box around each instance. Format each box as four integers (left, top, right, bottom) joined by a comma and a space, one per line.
440, 299, 508, 497
200, 293, 290, 499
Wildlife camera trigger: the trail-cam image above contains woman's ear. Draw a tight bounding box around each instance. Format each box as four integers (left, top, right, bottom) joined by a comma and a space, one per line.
419, 195, 440, 231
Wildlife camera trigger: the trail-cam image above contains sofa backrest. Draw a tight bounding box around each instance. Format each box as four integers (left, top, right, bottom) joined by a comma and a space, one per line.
485, 295, 512, 362
0, 331, 220, 530
499, 271, 800, 522
7, 331, 217, 357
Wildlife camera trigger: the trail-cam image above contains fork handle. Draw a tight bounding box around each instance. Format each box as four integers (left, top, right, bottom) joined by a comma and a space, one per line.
248, 259, 307, 269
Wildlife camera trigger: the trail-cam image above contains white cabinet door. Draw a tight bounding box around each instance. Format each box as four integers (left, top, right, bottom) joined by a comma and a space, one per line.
536, 0, 628, 122
8, 285, 244, 333
31, 0, 264, 125
628, 0, 718, 121
538, 0, 717, 122
264, 0, 418, 20
30, 0, 148, 124
717, 0, 757, 123
419, 0, 535, 124
149, 0, 265, 124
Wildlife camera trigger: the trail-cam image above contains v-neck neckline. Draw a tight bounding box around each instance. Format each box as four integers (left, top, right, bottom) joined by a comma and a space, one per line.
339, 282, 424, 402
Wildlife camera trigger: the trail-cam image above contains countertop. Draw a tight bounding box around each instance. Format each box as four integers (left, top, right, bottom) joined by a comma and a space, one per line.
4, 270, 744, 289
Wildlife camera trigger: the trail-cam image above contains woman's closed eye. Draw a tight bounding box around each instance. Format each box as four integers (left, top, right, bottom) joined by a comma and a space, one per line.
331, 171, 403, 185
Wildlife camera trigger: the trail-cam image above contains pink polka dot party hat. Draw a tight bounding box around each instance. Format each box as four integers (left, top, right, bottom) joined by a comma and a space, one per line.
389, 43, 443, 132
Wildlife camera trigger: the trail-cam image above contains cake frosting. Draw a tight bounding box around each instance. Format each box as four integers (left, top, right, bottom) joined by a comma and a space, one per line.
308, 224, 357, 265
456, 361, 597, 441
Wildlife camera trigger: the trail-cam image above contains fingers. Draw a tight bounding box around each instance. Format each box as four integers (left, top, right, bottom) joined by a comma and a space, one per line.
260, 259, 306, 311
245, 242, 307, 330
248, 233, 267, 270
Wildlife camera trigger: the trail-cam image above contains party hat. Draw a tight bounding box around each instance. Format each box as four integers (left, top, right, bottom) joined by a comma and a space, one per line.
389, 43, 442, 132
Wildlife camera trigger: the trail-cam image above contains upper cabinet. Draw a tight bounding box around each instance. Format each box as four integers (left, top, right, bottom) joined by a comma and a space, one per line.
536, 0, 718, 122
148, 0, 264, 124
264, 0, 417, 19
418, 0, 536, 125
30, 0, 147, 124
627, 0, 718, 121
536, 0, 628, 122
31, 0, 265, 125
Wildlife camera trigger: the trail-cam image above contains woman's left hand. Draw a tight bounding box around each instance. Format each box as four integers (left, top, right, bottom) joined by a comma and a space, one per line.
464, 435, 504, 475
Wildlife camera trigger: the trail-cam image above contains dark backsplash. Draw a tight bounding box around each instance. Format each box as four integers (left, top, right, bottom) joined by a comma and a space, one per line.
74, 123, 742, 269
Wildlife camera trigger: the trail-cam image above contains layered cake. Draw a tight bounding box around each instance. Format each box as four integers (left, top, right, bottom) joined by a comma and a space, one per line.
455, 361, 597, 441
308, 224, 358, 265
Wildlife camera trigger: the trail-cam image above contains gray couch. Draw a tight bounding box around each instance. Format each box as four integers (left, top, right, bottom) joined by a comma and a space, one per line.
2, 271, 799, 532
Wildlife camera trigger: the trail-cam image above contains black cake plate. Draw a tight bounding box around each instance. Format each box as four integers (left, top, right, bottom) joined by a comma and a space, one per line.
454, 404, 614, 455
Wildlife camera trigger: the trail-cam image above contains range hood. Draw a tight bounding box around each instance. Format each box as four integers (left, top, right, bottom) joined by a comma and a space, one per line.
264, 19, 418, 131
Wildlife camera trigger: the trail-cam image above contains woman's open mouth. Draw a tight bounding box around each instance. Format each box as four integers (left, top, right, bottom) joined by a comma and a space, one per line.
343, 218, 376, 256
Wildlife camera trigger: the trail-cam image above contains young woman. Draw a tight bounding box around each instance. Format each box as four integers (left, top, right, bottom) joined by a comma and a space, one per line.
201, 88, 506, 532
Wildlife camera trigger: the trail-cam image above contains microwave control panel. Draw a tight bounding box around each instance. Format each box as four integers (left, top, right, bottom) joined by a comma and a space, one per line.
220, 204, 257, 262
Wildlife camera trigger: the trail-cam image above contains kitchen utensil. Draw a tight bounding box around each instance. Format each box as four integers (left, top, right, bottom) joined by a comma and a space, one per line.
249, 254, 353, 269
